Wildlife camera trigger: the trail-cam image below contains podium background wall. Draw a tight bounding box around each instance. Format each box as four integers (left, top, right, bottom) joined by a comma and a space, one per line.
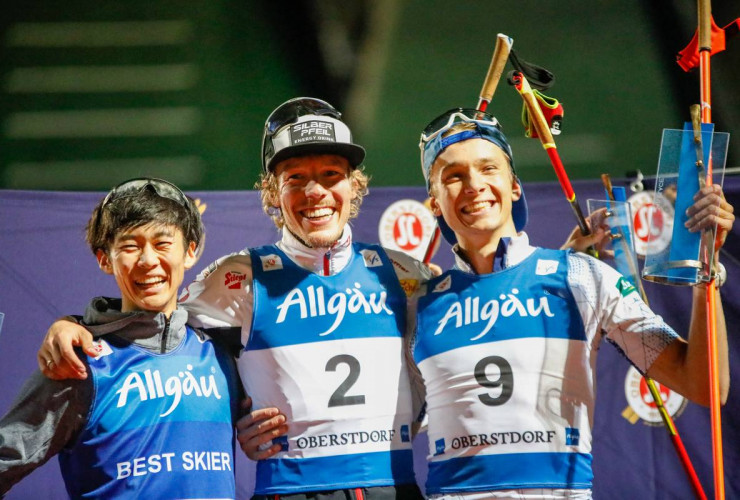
1, 178, 738, 499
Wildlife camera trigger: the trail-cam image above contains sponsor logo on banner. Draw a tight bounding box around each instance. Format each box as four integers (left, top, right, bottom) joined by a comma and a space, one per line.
290, 120, 336, 145
260, 254, 283, 272
628, 191, 674, 257
622, 366, 687, 425
224, 271, 246, 289
378, 199, 436, 262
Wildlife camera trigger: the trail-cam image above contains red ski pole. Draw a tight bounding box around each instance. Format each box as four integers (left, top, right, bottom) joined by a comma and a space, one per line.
696, 1, 724, 497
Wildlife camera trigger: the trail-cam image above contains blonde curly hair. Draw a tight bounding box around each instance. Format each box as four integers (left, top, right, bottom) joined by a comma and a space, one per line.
257, 166, 370, 229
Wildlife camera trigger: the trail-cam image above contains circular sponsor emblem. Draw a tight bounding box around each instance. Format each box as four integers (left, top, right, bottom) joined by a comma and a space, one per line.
627, 191, 674, 257
378, 199, 437, 261
624, 366, 687, 425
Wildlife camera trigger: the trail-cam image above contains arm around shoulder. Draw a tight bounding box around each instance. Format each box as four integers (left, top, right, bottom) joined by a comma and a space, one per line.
179, 251, 254, 330
38, 317, 95, 380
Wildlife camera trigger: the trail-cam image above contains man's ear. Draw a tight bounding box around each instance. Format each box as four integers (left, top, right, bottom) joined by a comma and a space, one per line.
429, 195, 442, 217
270, 193, 280, 209
262, 177, 280, 209
511, 176, 523, 202
184, 241, 198, 270
96, 249, 113, 274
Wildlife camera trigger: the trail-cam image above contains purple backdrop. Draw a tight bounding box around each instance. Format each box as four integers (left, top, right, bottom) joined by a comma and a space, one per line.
0, 179, 738, 499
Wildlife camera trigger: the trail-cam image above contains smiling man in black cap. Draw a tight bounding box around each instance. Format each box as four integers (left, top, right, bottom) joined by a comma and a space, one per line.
185, 97, 431, 499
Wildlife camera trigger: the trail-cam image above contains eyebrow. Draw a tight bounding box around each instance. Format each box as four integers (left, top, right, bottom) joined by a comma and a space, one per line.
438, 156, 506, 171
322, 157, 349, 167
117, 229, 175, 241
473, 156, 508, 167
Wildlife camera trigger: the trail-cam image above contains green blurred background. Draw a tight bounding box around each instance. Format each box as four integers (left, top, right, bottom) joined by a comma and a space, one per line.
0, 0, 737, 190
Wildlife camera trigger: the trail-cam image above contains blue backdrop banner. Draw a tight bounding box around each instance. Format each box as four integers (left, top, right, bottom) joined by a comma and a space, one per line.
0, 179, 738, 499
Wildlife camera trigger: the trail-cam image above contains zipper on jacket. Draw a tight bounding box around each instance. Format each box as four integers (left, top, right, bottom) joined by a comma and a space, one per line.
323, 251, 331, 276
160, 315, 170, 354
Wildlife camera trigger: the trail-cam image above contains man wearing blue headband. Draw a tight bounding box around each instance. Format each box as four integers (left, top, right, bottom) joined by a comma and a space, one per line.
413, 108, 732, 498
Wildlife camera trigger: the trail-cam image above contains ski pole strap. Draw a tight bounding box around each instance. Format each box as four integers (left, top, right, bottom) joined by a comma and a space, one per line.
522, 89, 564, 139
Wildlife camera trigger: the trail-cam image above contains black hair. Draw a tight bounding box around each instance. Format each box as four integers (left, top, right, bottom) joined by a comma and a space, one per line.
86, 186, 204, 256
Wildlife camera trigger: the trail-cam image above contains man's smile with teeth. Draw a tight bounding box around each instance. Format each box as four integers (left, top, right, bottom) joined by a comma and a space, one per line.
303, 207, 335, 219
136, 277, 166, 286
463, 200, 494, 214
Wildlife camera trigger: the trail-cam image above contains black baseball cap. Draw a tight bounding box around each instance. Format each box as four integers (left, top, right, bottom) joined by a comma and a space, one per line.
261, 97, 366, 173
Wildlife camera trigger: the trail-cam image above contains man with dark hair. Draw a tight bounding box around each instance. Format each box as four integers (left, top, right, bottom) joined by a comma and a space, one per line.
0, 178, 239, 499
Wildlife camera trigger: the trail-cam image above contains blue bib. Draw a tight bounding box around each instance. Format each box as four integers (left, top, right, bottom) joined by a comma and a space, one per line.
59, 326, 238, 499
245, 243, 416, 494
415, 248, 593, 494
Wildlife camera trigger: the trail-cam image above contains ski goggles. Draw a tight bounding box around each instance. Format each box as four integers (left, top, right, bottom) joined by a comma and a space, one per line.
101, 177, 189, 210
419, 108, 515, 188
420, 108, 502, 144
264, 97, 342, 136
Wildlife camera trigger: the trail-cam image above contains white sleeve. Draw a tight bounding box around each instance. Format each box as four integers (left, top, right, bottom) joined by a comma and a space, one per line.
383, 248, 433, 425
179, 250, 254, 348
566, 252, 679, 373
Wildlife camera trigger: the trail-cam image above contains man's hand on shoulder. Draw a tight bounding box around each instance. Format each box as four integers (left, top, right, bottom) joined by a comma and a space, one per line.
38, 317, 96, 380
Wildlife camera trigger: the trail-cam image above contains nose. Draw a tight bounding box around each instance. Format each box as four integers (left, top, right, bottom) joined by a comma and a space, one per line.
304, 178, 328, 200
463, 169, 486, 194
138, 244, 158, 268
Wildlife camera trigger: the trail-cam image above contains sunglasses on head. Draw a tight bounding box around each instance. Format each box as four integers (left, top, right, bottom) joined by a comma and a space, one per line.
420, 108, 501, 145
101, 178, 189, 210
264, 97, 342, 136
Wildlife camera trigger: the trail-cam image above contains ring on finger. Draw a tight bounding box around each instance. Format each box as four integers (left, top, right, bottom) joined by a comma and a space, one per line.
46, 359, 54, 369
